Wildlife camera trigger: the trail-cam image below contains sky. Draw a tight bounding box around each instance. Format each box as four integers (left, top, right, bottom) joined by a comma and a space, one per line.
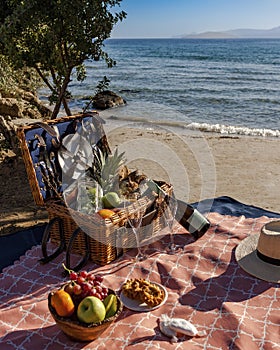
111, 0, 280, 38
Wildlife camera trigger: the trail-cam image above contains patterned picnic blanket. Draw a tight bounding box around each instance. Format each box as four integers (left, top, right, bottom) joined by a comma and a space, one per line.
0, 212, 279, 350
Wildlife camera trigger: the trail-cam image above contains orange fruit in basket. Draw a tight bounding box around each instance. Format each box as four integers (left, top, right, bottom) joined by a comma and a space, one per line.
97, 209, 115, 219
51, 289, 75, 317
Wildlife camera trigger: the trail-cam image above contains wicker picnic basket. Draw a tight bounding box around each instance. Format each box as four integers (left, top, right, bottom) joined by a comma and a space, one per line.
17, 112, 172, 269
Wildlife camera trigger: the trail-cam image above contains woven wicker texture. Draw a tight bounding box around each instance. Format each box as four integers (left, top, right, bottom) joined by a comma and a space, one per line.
17, 113, 172, 266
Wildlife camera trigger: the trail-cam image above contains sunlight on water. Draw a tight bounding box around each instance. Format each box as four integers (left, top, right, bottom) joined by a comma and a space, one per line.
40, 38, 280, 136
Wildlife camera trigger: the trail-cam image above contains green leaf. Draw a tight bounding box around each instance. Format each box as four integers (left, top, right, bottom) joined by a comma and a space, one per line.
0, 0, 127, 118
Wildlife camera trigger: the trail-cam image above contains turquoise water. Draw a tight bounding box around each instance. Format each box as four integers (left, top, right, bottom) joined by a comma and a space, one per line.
59, 39, 280, 136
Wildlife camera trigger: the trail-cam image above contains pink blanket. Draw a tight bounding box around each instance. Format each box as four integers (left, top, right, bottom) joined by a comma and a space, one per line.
0, 213, 279, 349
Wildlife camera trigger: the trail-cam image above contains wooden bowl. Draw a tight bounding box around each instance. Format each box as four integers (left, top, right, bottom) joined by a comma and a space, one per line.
48, 289, 123, 342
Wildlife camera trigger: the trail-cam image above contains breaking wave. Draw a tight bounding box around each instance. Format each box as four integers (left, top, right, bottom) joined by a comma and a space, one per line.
186, 122, 280, 137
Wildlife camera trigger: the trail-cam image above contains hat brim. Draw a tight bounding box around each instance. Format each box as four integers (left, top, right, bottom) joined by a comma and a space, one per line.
235, 234, 280, 283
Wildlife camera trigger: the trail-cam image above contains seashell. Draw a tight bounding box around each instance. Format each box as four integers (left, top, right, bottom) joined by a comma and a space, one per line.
159, 315, 178, 343
159, 314, 206, 342
169, 317, 206, 337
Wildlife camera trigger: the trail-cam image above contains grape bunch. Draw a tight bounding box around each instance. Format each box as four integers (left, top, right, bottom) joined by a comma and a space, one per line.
64, 268, 108, 301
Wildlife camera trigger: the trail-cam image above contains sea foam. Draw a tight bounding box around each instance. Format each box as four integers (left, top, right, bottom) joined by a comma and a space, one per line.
186, 122, 280, 138
105, 113, 280, 138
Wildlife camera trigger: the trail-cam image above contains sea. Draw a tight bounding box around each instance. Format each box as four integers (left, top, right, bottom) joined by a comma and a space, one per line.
46, 38, 280, 137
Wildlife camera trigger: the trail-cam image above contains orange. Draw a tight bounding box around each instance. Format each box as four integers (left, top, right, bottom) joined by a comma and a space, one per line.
51, 289, 75, 317
97, 209, 115, 219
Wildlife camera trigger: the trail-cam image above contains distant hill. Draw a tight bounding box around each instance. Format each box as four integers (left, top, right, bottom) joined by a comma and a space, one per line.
179, 26, 280, 39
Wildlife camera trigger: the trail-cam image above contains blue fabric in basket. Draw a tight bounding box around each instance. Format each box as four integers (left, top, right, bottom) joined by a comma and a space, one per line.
24, 115, 93, 200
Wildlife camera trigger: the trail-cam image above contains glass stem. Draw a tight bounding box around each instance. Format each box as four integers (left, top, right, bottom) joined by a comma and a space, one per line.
132, 227, 146, 261
169, 222, 176, 251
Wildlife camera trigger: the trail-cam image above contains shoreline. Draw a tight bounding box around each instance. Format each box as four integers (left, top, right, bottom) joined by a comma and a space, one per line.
98, 107, 280, 139
103, 120, 280, 213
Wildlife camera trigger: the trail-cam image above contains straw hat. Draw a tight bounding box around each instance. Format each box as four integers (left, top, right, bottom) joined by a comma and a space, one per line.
235, 220, 280, 283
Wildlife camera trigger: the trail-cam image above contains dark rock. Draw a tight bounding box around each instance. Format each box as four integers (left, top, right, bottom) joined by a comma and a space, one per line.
0, 98, 24, 118
91, 90, 126, 110
0, 89, 52, 120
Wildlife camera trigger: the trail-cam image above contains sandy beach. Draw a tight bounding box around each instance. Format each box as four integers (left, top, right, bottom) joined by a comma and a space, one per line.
104, 121, 280, 213
1, 120, 280, 235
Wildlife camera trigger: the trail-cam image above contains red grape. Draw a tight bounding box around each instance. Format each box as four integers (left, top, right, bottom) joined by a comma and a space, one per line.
64, 282, 75, 295
95, 293, 102, 300
79, 270, 88, 278
87, 274, 95, 282
82, 282, 92, 293
64, 268, 107, 300
73, 284, 82, 295
77, 276, 86, 285
69, 272, 78, 281
95, 275, 103, 283
95, 285, 103, 293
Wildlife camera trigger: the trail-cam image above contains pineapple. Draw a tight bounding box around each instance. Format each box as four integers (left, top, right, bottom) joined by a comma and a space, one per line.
89, 147, 126, 194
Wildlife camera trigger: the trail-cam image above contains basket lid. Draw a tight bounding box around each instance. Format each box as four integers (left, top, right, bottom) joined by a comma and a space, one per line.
17, 112, 110, 206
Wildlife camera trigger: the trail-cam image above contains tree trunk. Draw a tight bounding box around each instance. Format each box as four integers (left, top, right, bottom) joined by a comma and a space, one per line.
51, 99, 62, 119
51, 71, 72, 119
62, 97, 72, 116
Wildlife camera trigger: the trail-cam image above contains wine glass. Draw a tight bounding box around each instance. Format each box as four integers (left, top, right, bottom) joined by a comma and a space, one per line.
123, 200, 147, 262
163, 195, 181, 254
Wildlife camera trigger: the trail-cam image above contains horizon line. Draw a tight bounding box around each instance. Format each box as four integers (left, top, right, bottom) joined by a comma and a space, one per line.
109, 37, 280, 40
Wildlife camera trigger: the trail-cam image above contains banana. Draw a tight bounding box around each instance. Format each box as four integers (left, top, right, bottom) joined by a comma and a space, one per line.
103, 294, 118, 318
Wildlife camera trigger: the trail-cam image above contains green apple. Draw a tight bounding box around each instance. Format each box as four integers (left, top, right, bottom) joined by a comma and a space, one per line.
77, 296, 106, 324
102, 192, 121, 209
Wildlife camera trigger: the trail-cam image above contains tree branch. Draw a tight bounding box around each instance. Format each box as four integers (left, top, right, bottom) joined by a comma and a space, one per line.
62, 97, 71, 116
34, 65, 55, 93
51, 69, 72, 119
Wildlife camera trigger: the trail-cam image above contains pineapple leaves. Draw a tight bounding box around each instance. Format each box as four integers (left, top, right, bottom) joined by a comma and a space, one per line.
90, 147, 126, 193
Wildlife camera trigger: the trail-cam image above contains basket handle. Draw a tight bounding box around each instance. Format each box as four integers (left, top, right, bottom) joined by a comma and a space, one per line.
39, 217, 65, 264
65, 228, 90, 271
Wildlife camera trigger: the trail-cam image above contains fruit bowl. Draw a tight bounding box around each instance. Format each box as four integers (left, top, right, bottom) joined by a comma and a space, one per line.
48, 289, 123, 342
